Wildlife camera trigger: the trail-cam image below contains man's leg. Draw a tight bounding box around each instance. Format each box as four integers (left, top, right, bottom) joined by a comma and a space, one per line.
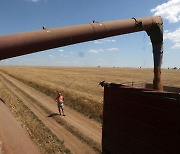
61, 107, 65, 116
58, 106, 61, 115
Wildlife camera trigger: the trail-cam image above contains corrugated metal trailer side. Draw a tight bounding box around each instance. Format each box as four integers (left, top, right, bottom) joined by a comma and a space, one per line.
102, 83, 180, 154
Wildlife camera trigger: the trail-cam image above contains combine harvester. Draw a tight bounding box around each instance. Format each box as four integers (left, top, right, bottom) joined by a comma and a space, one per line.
0, 16, 179, 153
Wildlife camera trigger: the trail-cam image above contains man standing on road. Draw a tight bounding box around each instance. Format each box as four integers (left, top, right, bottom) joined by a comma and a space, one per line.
55, 92, 65, 116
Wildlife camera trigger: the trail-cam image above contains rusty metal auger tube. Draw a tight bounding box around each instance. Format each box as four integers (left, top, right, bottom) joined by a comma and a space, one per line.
0, 16, 163, 90
146, 21, 163, 91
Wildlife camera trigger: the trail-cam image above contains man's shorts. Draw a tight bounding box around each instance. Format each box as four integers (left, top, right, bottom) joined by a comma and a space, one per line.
57, 103, 64, 109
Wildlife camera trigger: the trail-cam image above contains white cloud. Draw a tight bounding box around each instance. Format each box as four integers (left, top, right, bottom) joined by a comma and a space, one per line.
89, 49, 99, 53
94, 40, 103, 44
94, 39, 116, 44
59, 53, 68, 57
0, 59, 10, 65
151, 0, 180, 23
59, 49, 64, 52
164, 28, 180, 48
27, 0, 39, 2
104, 39, 116, 43
49, 54, 54, 58
106, 48, 119, 52
89, 49, 104, 53
27, 0, 48, 3
89, 48, 120, 53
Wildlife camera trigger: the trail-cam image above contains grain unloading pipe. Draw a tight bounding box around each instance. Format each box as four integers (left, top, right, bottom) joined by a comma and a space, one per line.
0, 16, 163, 90
146, 22, 163, 91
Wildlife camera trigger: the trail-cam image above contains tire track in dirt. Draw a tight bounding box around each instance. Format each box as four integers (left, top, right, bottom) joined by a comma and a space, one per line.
0, 72, 102, 145
0, 72, 101, 153
1, 74, 97, 154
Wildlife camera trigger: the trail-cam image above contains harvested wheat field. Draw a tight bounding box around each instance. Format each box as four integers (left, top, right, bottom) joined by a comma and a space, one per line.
0, 66, 180, 122
0, 66, 179, 153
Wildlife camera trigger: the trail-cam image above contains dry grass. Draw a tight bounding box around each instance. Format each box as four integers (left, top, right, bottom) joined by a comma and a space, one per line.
0, 66, 179, 122
0, 77, 70, 154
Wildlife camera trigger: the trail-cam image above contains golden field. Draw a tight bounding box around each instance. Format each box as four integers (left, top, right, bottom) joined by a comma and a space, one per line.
0, 78, 69, 154
0, 66, 179, 122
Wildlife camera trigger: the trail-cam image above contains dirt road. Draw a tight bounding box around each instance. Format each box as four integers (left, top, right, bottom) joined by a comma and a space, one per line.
0, 100, 40, 154
0, 72, 102, 153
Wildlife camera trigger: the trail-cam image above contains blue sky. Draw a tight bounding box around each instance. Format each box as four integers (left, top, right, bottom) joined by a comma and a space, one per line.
0, 0, 180, 68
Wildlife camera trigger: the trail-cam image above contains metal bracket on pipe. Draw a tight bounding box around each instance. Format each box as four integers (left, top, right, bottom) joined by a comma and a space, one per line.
92, 20, 99, 23
132, 17, 143, 28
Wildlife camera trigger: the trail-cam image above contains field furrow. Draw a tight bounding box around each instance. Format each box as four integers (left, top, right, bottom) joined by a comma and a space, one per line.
0, 72, 101, 153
